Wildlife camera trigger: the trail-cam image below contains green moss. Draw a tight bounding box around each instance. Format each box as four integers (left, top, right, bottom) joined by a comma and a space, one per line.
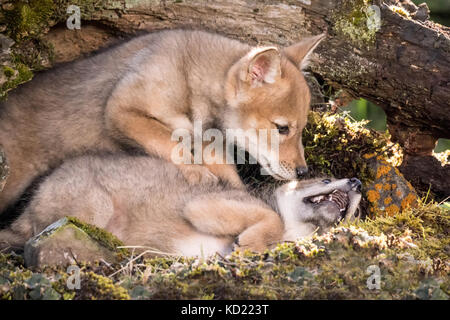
77, 272, 131, 300
302, 111, 388, 186
355, 201, 450, 261
67, 217, 130, 259
0, 61, 33, 99
2, 0, 55, 41
2, 66, 15, 78
13, 39, 55, 71
0, 202, 448, 299
332, 0, 378, 48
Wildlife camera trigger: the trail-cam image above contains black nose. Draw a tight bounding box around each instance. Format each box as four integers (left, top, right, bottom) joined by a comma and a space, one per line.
349, 178, 362, 190
296, 166, 308, 178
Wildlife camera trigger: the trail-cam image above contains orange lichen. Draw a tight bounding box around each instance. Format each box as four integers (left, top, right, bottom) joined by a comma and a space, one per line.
406, 181, 415, 192
376, 165, 392, 179
375, 184, 382, 191
384, 197, 392, 205
401, 193, 417, 210
363, 153, 377, 159
385, 204, 400, 216
383, 184, 391, 191
391, 184, 397, 190
376, 156, 389, 165
396, 189, 403, 198
367, 189, 380, 202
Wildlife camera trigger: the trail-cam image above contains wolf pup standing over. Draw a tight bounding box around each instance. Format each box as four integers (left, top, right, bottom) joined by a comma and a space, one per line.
0, 30, 324, 214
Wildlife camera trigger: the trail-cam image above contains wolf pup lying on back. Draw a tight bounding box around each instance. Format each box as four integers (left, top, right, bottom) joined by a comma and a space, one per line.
0, 30, 324, 214
0, 155, 361, 256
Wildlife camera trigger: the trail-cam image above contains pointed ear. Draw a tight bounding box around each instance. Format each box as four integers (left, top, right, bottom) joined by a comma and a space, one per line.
240, 47, 281, 86
284, 33, 326, 70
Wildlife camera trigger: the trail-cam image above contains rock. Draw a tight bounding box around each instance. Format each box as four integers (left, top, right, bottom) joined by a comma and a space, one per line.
0, 33, 14, 54
24, 217, 127, 267
363, 154, 418, 216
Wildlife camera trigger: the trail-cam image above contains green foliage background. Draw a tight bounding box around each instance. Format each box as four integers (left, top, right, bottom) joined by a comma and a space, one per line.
343, 0, 450, 153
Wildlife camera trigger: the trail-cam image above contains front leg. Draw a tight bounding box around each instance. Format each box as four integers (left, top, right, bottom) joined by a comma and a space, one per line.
106, 104, 217, 185
201, 141, 245, 189
183, 196, 284, 252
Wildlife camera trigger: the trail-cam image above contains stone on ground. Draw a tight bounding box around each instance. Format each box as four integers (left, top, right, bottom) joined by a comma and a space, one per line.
24, 217, 122, 267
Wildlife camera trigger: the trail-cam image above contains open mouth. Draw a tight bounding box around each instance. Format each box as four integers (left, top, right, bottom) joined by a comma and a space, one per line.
306, 189, 350, 213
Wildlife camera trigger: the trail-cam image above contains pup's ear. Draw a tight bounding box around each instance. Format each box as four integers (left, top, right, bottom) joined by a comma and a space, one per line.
240, 47, 281, 86
284, 34, 326, 70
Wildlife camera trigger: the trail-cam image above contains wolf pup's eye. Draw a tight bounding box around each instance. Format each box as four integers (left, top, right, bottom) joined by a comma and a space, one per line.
275, 124, 289, 135
322, 179, 331, 184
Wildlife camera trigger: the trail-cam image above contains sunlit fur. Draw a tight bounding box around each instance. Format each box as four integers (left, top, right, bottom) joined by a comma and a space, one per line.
0, 30, 324, 214
0, 156, 360, 257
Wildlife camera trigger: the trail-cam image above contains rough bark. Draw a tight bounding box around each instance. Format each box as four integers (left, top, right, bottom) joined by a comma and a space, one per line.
400, 155, 450, 199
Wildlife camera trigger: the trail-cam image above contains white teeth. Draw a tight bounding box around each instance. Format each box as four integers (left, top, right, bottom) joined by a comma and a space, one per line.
311, 195, 325, 203
328, 190, 349, 211
309, 190, 349, 213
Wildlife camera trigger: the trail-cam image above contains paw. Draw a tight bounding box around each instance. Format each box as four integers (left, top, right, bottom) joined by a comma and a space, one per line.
178, 164, 218, 185
232, 233, 269, 253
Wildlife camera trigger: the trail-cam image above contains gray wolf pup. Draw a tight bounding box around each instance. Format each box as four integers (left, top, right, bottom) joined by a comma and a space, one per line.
0, 30, 324, 214
0, 156, 361, 256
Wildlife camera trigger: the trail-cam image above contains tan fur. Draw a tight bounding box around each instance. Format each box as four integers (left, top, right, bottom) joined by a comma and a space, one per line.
184, 198, 283, 252
0, 156, 361, 257
0, 30, 324, 213
0, 156, 283, 255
